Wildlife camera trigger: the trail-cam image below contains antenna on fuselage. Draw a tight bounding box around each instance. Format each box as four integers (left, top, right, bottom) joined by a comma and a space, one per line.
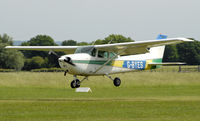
92, 40, 98, 45
108, 39, 113, 44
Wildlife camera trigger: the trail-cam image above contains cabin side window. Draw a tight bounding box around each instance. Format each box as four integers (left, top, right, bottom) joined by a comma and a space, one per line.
109, 52, 116, 58
98, 50, 108, 58
97, 50, 117, 59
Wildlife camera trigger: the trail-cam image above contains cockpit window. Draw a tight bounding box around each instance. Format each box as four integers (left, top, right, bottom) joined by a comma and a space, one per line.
109, 52, 116, 58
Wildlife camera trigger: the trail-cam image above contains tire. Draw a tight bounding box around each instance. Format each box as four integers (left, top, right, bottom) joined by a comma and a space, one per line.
113, 77, 121, 87
75, 79, 81, 88
70, 79, 81, 88
70, 80, 76, 88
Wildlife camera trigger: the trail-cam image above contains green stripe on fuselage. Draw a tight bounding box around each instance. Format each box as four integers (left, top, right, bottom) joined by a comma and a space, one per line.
152, 58, 162, 63
73, 60, 112, 65
151, 58, 163, 69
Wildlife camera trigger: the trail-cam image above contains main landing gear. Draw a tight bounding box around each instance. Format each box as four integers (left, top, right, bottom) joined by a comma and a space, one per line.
105, 74, 121, 87
70, 76, 88, 88
113, 77, 121, 87
68, 74, 121, 88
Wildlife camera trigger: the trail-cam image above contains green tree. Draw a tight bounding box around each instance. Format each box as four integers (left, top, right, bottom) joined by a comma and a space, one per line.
0, 34, 24, 70
163, 45, 179, 62
0, 34, 13, 45
21, 35, 57, 58
21, 35, 59, 70
23, 56, 45, 70
92, 34, 134, 45
28, 35, 57, 46
1, 49, 24, 70
176, 40, 200, 65
62, 40, 77, 46
77, 42, 89, 46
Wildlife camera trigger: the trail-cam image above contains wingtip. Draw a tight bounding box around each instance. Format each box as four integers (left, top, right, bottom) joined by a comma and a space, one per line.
5, 46, 11, 49
183, 38, 194, 42
5, 46, 18, 49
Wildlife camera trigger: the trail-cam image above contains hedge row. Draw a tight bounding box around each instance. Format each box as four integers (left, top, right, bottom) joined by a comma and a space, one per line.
0, 68, 65, 72
31, 68, 65, 72
0, 69, 16, 72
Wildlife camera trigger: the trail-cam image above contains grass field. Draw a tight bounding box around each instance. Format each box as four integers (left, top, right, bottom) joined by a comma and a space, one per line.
0, 72, 200, 121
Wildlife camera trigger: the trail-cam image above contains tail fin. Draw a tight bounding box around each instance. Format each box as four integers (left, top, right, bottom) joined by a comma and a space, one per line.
157, 34, 168, 40
149, 34, 168, 62
148, 34, 187, 66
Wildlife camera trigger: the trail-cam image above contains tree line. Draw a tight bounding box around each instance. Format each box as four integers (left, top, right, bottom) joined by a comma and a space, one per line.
0, 33, 199, 71
163, 38, 200, 65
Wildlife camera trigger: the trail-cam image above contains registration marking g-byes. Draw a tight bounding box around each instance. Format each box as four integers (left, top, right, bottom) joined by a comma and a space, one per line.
123, 60, 146, 70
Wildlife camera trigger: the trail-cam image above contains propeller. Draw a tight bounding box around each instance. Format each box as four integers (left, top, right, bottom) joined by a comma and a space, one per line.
49, 50, 75, 66
48, 50, 60, 59
48, 51, 74, 76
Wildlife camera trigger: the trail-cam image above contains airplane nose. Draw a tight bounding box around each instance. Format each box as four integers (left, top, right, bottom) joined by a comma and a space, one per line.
59, 56, 75, 66
58, 57, 64, 62
64, 57, 72, 63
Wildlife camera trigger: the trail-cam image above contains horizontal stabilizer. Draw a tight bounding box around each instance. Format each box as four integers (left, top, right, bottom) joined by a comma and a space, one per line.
149, 62, 186, 65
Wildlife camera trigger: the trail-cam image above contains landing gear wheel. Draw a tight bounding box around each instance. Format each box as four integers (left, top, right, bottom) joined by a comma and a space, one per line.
113, 77, 121, 87
75, 79, 81, 88
70, 80, 76, 88
70, 79, 81, 88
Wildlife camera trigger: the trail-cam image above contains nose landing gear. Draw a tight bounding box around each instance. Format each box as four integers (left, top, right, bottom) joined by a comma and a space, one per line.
70, 79, 80, 88
70, 76, 88, 88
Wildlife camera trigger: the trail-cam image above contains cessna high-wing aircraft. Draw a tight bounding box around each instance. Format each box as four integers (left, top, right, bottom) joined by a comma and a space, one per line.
6, 35, 193, 88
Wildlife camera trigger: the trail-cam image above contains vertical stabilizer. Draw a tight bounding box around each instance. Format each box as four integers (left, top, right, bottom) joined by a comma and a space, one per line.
157, 34, 168, 40
149, 34, 168, 61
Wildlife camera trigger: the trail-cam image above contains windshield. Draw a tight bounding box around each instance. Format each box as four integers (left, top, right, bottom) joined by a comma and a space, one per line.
75, 46, 95, 55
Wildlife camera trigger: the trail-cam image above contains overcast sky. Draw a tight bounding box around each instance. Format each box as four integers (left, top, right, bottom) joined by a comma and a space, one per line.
0, 0, 199, 42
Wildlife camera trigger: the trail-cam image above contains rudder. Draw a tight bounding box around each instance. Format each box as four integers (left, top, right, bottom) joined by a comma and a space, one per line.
149, 34, 168, 61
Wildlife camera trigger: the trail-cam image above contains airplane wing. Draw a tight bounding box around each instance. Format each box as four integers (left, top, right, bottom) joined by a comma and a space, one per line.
5, 46, 78, 54
6, 38, 192, 55
94, 38, 193, 55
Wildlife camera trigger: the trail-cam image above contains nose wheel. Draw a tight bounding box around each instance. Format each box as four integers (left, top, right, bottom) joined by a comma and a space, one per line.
70, 79, 80, 88
70, 76, 88, 88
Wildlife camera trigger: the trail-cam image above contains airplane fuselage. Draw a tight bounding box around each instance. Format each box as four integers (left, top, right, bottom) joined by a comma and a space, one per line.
58, 53, 160, 76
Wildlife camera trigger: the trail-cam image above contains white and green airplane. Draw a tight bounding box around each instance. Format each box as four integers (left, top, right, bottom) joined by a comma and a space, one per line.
6, 35, 193, 88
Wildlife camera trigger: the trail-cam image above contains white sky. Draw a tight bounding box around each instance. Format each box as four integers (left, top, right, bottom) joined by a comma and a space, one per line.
0, 0, 199, 42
